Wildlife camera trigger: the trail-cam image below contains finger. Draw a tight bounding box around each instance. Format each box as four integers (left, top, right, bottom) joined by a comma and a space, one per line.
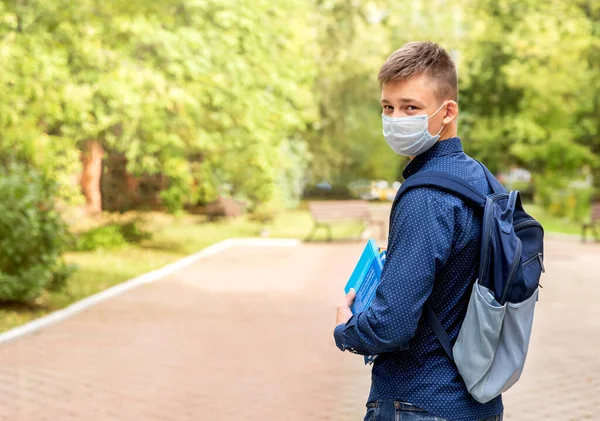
346, 288, 356, 306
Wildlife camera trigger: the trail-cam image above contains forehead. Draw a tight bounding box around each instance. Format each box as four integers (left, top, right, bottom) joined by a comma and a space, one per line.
380, 73, 438, 103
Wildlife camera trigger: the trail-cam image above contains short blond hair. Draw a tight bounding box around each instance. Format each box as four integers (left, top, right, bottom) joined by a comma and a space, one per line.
378, 41, 458, 101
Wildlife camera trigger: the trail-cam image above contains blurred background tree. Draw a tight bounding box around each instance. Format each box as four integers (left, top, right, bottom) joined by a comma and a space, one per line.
1, 0, 600, 301
3, 0, 598, 214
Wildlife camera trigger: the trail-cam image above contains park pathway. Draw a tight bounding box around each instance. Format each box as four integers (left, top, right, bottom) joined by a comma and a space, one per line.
0, 238, 598, 420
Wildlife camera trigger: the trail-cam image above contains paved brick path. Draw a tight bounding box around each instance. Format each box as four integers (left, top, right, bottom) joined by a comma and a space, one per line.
0, 238, 598, 420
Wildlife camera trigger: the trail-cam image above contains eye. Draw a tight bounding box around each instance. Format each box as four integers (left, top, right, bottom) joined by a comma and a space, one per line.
383, 105, 393, 111
406, 105, 419, 111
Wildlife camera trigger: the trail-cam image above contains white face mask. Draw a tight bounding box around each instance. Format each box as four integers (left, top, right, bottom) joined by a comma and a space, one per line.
382, 102, 447, 156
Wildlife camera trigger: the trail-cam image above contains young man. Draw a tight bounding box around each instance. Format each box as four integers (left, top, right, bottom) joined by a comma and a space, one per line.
333, 42, 504, 421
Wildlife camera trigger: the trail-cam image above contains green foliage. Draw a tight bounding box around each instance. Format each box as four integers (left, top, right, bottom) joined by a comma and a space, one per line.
534, 171, 595, 223
0, 0, 82, 205
0, 0, 317, 213
460, 0, 597, 180
277, 138, 311, 209
75, 220, 152, 251
1, 0, 600, 219
0, 162, 74, 303
75, 225, 128, 252
307, 0, 398, 183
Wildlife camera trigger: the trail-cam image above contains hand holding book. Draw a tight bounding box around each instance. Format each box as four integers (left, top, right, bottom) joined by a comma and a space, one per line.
343, 239, 387, 365
344, 239, 385, 314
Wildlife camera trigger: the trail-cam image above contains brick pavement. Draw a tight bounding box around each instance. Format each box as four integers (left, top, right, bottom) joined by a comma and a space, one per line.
0, 238, 598, 420
502, 238, 600, 420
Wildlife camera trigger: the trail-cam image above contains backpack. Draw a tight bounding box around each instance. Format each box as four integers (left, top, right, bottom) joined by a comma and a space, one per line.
393, 161, 545, 404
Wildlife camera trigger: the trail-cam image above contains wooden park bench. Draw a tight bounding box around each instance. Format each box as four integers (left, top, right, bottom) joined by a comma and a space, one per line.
306, 200, 385, 242
582, 201, 600, 243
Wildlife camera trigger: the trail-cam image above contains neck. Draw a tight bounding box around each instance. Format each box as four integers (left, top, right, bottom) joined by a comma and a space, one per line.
439, 123, 458, 141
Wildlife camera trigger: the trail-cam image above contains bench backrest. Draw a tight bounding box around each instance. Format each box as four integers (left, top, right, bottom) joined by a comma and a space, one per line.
308, 200, 370, 221
592, 202, 600, 222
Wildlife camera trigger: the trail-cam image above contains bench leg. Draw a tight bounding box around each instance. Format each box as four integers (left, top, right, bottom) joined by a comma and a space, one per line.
582, 224, 588, 243
305, 223, 318, 242
306, 223, 333, 242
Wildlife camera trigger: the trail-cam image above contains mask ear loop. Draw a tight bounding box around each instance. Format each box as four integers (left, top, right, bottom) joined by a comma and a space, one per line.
428, 101, 449, 136
435, 123, 444, 136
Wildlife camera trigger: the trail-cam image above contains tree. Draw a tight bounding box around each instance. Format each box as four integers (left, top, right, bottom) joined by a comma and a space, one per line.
307, 0, 398, 184
1, 0, 319, 213
459, 0, 595, 207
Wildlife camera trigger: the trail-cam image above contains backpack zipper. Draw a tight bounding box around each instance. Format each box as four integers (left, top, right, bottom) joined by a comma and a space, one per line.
537, 252, 545, 272
516, 219, 545, 280
522, 252, 545, 271
501, 240, 523, 304
522, 253, 537, 268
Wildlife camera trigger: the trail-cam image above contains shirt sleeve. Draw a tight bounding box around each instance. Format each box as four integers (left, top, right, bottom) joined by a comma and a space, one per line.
333, 188, 456, 355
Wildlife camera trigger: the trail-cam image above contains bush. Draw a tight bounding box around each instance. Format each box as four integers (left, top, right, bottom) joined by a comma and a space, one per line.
75, 220, 152, 252
534, 173, 594, 223
0, 162, 74, 303
75, 225, 128, 251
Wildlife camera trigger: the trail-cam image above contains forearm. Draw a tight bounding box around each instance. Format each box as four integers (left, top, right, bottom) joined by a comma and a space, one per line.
333, 312, 410, 355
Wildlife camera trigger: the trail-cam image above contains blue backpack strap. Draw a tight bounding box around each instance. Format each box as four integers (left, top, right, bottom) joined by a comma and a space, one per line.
394, 171, 488, 362
424, 304, 454, 361
395, 171, 487, 209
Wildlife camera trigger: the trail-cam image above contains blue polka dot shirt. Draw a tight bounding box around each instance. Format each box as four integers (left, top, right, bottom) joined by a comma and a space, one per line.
334, 138, 504, 421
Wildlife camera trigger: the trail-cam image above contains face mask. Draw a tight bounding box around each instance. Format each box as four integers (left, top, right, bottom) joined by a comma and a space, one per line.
382, 102, 447, 156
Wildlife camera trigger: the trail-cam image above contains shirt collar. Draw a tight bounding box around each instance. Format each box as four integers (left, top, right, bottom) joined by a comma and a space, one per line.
403, 137, 463, 179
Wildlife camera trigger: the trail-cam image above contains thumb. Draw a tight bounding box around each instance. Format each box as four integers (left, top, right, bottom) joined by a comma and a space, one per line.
346, 288, 356, 306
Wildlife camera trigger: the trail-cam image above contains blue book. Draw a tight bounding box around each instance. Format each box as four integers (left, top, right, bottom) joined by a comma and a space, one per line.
344, 239, 386, 365
345, 239, 384, 314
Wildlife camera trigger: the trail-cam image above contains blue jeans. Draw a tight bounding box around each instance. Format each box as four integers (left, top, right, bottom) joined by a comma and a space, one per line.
364, 400, 503, 421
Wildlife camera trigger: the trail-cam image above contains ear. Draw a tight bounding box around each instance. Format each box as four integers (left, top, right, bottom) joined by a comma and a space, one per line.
442, 100, 459, 126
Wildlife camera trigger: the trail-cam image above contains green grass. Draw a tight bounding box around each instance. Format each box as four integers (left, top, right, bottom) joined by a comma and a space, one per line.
0, 201, 582, 333
524, 204, 582, 236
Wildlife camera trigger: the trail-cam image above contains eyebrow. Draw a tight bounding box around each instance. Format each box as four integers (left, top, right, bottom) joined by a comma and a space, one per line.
380, 97, 425, 106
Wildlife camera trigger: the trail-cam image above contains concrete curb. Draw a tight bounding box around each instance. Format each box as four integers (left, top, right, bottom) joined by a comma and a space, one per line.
0, 238, 300, 345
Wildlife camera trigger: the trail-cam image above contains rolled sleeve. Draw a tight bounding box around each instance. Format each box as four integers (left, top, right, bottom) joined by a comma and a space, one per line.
334, 322, 352, 352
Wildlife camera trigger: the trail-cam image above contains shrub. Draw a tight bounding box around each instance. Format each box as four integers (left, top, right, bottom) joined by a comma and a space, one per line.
75, 220, 152, 251
0, 162, 74, 303
534, 173, 594, 222
75, 224, 128, 251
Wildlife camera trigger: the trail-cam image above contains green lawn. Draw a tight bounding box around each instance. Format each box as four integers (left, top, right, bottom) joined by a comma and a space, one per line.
524, 204, 583, 236
0, 202, 583, 333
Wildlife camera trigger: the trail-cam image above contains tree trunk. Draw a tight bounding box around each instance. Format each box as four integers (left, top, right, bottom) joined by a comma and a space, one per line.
80, 140, 104, 214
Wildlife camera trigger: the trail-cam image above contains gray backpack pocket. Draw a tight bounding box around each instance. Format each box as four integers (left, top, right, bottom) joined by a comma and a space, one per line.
453, 283, 538, 403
